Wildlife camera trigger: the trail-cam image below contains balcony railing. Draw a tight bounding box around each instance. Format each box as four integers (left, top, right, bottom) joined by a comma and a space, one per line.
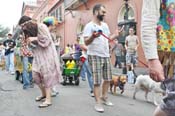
64, 0, 88, 10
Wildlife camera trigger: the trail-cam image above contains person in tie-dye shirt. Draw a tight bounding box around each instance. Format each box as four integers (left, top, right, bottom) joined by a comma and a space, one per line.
141, 0, 175, 116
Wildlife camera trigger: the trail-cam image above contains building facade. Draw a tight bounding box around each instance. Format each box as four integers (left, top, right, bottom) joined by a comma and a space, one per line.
25, 0, 146, 66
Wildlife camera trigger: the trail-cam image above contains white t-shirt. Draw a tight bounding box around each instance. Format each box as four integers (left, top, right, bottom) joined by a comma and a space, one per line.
83, 21, 111, 57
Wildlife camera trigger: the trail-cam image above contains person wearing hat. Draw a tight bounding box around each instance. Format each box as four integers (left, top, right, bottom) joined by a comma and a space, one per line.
43, 16, 60, 97
3, 33, 16, 75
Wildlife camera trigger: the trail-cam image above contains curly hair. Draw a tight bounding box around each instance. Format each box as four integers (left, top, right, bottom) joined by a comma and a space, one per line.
22, 21, 38, 39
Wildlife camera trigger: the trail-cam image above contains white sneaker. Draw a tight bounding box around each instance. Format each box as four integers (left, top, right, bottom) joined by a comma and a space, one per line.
51, 91, 59, 97
90, 92, 95, 97
101, 98, 114, 106
11, 72, 15, 75
94, 103, 104, 112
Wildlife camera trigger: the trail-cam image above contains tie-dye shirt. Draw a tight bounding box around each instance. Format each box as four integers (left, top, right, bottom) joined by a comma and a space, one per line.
157, 0, 175, 52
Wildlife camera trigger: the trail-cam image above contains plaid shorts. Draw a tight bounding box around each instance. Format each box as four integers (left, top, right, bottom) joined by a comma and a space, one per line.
88, 55, 112, 85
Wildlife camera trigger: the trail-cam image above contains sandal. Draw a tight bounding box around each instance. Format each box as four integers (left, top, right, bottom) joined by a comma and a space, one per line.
35, 96, 46, 101
38, 102, 52, 108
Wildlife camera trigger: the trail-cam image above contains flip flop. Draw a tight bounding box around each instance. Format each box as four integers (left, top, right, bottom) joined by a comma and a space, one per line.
38, 102, 52, 108
35, 96, 46, 101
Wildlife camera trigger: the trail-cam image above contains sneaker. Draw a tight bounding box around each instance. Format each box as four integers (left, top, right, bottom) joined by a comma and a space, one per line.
29, 84, 34, 88
51, 91, 59, 97
82, 78, 86, 81
94, 103, 104, 112
90, 91, 95, 97
101, 97, 114, 106
11, 72, 15, 75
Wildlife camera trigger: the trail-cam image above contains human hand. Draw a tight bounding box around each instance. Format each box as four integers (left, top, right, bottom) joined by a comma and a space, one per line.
91, 31, 101, 39
115, 26, 124, 36
148, 59, 165, 82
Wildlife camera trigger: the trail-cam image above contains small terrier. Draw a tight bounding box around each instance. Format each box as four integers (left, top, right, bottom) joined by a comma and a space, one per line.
110, 75, 127, 94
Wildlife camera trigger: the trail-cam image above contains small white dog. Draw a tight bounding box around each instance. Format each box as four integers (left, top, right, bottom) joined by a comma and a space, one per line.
133, 75, 165, 106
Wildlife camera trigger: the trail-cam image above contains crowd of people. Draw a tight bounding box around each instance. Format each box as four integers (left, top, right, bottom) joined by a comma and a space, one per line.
0, 1, 175, 115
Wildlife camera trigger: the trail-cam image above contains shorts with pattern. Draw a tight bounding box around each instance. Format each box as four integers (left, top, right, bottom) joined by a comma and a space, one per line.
88, 55, 112, 85
126, 52, 137, 65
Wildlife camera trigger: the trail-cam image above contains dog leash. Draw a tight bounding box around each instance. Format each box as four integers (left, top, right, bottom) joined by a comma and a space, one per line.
98, 30, 149, 68
136, 58, 148, 68
97, 30, 116, 44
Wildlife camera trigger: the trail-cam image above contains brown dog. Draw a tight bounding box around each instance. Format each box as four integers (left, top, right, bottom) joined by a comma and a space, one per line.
110, 75, 127, 94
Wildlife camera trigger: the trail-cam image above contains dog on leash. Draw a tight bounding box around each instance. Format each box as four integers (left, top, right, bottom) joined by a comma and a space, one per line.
110, 75, 127, 94
133, 75, 165, 106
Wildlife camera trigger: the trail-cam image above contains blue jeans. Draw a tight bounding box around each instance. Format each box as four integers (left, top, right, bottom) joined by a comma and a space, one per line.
114, 55, 122, 68
5, 52, 15, 72
80, 59, 94, 92
22, 56, 33, 88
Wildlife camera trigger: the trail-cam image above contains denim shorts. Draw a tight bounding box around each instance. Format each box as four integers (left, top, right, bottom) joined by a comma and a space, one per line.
125, 53, 137, 65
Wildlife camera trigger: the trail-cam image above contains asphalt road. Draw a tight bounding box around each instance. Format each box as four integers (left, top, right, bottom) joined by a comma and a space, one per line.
0, 69, 159, 116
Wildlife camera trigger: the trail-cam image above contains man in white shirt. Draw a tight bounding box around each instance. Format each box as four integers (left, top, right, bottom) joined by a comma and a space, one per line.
83, 4, 119, 112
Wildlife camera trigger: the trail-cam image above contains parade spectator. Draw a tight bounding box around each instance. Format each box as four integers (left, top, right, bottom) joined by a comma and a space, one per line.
65, 44, 71, 54
78, 33, 94, 97
43, 16, 60, 97
83, 4, 120, 112
141, 0, 175, 115
125, 27, 139, 74
18, 16, 34, 90
111, 39, 124, 68
21, 20, 61, 108
3, 33, 16, 75
73, 38, 82, 60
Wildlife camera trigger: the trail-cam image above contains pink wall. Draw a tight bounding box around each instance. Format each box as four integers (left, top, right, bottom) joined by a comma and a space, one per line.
57, 0, 146, 66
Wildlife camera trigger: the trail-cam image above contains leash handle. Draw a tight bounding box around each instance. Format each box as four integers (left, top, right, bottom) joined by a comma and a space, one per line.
98, 30, 115, 43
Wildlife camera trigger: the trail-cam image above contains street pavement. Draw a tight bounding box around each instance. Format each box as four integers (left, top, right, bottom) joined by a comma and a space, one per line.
0, 67, 159, 116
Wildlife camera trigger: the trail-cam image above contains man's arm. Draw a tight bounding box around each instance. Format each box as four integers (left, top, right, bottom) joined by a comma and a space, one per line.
135, 36, 139, 50
110, 26, 124, 40
141, 0, 160, 60
84, 32, 99, 46
125, 37, 128, 50
141, 0, 164, 82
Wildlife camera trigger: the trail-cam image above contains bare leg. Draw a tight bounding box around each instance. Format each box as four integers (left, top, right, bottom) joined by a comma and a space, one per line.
154, 106, 167, 116
94, 84, 101, 103
38, 84, 46, 97
45, 88, 51, 104
102, 81, 110, 99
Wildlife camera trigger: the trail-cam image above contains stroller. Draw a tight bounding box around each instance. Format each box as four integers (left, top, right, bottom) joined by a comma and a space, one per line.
61, 52, 83, 86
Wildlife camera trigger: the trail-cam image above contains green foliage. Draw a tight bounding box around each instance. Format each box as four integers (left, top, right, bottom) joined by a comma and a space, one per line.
0, 25, 10, 38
